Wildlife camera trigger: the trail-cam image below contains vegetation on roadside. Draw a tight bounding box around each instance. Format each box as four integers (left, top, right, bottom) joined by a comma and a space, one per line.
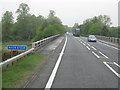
2, 54, 47, 88
73, 15, 119, 38
1, 3, 66, 61
0, 43, 2, 51
1, 3, 66, 42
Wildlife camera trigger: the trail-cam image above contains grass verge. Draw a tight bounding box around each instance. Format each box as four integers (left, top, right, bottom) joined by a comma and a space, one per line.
2, 54, 47, 88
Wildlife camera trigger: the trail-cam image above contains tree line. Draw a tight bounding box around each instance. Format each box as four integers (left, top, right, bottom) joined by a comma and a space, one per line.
73, 15, 119, 38
1, 3, 66, 42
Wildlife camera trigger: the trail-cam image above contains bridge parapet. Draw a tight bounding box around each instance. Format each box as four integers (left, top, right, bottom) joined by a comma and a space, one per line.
95, 35, 120, 45
0, 34, 60, 67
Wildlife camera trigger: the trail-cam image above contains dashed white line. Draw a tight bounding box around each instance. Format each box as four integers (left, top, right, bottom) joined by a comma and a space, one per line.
80, 41, 84, 44
83, 43, 86, 46
83, 41, 87, 44
86, 46, 90, 50
98, 51, 109, 59
91, 46, 97, 50
113, 62, 120, 68
80, 41, 86, 46
103, 62, 120, 78
80, 41, 83, 43
87, 43, 91, 47
78, 38, 112, 60
78, 39, 83, 44
45, 36, 67, 89
92, 51, 100, 58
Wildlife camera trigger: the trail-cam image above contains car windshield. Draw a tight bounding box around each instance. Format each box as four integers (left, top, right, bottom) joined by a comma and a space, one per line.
89, 35, 96, 38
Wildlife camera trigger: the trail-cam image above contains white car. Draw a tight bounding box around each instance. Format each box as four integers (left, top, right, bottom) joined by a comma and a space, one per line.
88, 35, 97, 42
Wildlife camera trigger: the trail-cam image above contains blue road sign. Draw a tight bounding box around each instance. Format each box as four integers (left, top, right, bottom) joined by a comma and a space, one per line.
8, 45, 27, 50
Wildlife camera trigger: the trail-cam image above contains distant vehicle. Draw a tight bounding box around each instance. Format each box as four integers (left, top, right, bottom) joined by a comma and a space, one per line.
72, 28, 80, 37
88, 35, 97, 42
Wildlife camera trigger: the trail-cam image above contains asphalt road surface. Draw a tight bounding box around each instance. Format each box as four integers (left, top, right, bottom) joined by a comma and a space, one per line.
25, 33, 119, 89
51, 33, 119, 88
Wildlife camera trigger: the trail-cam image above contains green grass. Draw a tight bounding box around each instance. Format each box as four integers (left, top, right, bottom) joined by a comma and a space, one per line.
2, 54, 47, 88
0, 68, 2, 90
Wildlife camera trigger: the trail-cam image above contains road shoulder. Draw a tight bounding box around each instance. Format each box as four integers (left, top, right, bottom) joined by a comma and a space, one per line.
24, 36, 65, 88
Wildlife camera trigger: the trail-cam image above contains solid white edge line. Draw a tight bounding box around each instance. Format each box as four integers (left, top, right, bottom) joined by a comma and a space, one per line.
98, 51, 109, 59
113, 62, 120, 68
45, 36, 67, 89
91, 46, 96, 50
92, 51, 100, 58
98, 41, 118, 50
103, 62, 120, 78
86, 46, 90, 50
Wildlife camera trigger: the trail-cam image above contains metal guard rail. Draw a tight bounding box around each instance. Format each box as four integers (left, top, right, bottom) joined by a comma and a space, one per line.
0, 34, 60, 67
95, 35, 120, 44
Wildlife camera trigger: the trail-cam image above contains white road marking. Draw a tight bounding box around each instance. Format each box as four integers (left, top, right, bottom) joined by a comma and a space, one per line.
45, 36, 67, 89
87, 43, 91, 47
92, 51, 100, 58
113, 62, 120, 68
103, 62, 120, 78
78, 39, 83, 44
80, 41, 85, 45
91, 46, 97, 50
98, 51, 109, 59
78, 39, 86, 47
86, 46, 90, 50
80, 41, 84, 44
80, 41, 83, 43
98, 41, 118, 50
78, 39, 90, 50
83, 43, 86, 46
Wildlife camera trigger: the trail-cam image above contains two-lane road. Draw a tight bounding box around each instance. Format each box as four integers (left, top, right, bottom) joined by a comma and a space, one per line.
48, 33, 118, 88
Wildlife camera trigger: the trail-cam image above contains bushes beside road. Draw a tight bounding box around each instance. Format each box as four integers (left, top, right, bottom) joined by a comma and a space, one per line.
75, 15, 119, 38
1, 3, 66, 42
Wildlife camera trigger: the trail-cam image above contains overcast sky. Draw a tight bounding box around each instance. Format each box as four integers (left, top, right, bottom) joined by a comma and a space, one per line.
0, 0, 119, 27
